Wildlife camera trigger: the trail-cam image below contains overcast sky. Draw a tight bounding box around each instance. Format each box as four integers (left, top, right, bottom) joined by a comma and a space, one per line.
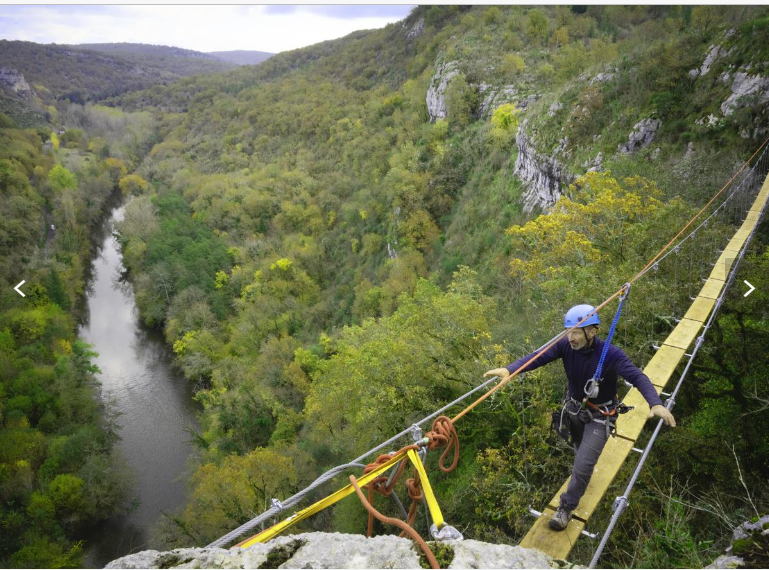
0, 5, 416, 54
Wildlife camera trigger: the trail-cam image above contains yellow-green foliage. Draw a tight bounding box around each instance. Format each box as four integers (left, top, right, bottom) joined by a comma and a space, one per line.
506, 171, 665, 284
118, 173, 149, 195
172, 448, 297, 544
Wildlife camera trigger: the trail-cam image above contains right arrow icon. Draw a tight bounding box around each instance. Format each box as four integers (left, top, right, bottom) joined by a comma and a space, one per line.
744, 280, 755, 297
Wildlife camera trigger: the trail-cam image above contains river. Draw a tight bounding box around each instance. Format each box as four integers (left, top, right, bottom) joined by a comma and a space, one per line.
78, 194, 201, 568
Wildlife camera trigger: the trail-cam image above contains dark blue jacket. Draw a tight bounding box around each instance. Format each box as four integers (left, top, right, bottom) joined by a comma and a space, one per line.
505, 336, 663, 407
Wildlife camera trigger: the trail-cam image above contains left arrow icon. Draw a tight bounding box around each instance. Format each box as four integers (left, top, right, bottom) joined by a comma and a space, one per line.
14, 280, 26, 297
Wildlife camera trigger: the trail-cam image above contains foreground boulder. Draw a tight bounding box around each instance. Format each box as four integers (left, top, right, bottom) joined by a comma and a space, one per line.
105, 531, 563, 569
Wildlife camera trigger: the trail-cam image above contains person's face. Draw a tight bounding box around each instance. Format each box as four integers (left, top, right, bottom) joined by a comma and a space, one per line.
566, 326, 597, 350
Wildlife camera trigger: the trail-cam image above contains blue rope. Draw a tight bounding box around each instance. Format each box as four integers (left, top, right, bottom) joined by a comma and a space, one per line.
594, 283, 631, 381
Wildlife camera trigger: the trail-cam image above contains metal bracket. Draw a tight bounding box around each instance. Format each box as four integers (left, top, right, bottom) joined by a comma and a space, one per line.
527, 506, 600, 539
631, 447, 644, 454
271, 498, 284, 512
409, 424, 423, 442
430, 523, 463, 541
612, 495, 628, 513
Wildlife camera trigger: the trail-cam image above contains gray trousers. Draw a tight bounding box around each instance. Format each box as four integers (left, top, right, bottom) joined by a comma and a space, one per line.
559, 403, 612, 511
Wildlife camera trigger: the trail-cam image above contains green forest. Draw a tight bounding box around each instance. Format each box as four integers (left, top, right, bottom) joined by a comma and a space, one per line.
2, 5, 769, 568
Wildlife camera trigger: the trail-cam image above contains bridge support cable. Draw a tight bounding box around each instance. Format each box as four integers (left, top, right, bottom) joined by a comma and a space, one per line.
588, 149, 769, 569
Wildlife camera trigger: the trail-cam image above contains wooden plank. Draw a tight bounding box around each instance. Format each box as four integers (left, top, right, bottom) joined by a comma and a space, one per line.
519, 506, 585, 560
546, 437, 634, 520
663, 318, 703, 350
684, 295, 716, 322
699, 277, 727, 300
709, 252, 736, 281
616, 389, 657, 440
643, 344, 685, 388
744, 211, 760, 223
733, 227, 751, 240
724, 231, 748, 253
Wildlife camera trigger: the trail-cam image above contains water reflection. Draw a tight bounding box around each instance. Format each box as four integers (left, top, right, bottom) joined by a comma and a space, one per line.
79, 195, 201, 568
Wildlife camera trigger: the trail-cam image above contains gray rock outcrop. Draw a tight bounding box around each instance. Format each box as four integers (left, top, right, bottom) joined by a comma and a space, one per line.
477, 86, 538, 118
403, 17, 425, 41
0, 67, 32, 98
690, 44, 729, 78
617, 118, 661, 154
707, 514, 769, 568
720, 72, 769, 116
589, 72, 616, 85
582, 152, 604, 173
515, 128, 575, 213
426, 61, 460, 122
105, 532, 560, 569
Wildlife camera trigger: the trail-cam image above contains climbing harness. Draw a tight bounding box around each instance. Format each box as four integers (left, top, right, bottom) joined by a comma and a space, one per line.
582, 282, 631, 402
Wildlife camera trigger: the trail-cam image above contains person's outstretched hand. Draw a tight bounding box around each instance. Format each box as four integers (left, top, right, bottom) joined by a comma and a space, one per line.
649, 404, 676, 427
483, 368, 512, 381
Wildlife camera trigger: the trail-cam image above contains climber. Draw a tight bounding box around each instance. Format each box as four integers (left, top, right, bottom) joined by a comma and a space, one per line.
483, 304, 676, 531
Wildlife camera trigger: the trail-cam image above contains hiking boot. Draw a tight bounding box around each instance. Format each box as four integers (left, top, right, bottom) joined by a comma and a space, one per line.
549, 506, 572, 531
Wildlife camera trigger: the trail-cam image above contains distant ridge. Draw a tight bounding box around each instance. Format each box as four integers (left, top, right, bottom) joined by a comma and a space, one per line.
74, 42, 223, 61
207, 50, 274, 65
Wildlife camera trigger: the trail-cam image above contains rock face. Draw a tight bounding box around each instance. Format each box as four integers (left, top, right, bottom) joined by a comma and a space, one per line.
720, 72, 769, 116
617, 118, 661, 154
477, 85, 538, 118
707, 514, 769, 569
514, 128, 575, 213
403, 17, 425, 42
105, 532, 559, 569
426, 61, 460, 122
0, 67, 32, 98
689, 44, 730, 78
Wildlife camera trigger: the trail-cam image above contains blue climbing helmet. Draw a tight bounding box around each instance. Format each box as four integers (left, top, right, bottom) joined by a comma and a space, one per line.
564, 304, 600, 328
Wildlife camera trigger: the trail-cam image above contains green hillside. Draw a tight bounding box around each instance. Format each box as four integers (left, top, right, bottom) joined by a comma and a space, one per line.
0, 40, 234, 126
207, 50, 275, 66
101, 6, 769, 567
2, 5, 769, 568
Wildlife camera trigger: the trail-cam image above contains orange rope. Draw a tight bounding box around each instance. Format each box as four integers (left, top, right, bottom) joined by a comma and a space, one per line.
349, 474, 440, 569
353, 417, 459, 555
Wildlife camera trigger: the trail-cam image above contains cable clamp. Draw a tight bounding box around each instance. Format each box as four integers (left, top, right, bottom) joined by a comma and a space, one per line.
271, 498, 284, 512
409, 424, 423, 443
612, 495, 628, 513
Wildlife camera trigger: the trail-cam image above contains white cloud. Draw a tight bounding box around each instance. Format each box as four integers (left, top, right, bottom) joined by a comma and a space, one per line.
0, 5, 415, 53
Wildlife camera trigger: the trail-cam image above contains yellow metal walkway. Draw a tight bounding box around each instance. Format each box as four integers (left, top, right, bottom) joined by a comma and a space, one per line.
519, 177, 769, 560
